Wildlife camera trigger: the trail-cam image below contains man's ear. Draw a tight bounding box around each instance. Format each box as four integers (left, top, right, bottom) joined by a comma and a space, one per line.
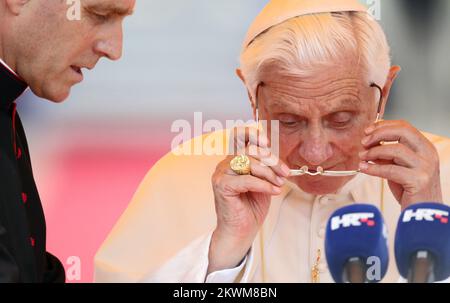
5, 0, 29, 15
236, 68, 245, 84
379, 65, 401, 118
236, 68, 257, 116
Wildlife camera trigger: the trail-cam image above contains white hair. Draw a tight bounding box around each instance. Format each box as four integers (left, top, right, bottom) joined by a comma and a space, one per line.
239, 12, 391, 103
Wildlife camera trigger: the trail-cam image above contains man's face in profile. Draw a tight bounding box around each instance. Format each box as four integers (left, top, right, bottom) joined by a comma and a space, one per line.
9, 0, 135, 102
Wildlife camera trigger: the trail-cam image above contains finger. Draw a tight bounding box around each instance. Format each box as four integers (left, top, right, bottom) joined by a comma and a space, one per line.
359, 161, 415, 186
245, 144, 290, 178
362, 121, 428, 153
364, 120, 407, 134
245, 144, 271, 159
359, 144, 419, 168
248, 157, 286, 187
233, 126, 269, 150
223, 174, 282, 195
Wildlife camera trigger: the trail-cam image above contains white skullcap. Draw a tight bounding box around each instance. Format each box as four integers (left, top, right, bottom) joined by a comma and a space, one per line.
243, 0, 368, 48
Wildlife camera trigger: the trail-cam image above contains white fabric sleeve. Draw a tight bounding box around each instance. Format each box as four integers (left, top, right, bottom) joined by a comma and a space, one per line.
205, 255, 248, 283
140, 232, 252, 283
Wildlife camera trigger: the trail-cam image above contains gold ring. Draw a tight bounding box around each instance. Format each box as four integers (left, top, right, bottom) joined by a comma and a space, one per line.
230, 155, 251, 175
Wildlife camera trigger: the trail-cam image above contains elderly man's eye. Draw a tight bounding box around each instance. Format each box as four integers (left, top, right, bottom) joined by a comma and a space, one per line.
328, 112, 354, 128
86, 10, 110, 23
277, 114, 303, 128
280, 121, 298, 127
93, 13, 109, 21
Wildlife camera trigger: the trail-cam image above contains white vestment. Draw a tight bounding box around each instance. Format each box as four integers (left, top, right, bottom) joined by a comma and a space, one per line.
94, 130, 450, 283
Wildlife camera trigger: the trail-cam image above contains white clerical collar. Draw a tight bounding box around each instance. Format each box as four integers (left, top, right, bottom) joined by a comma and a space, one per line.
0, 58, 19, 77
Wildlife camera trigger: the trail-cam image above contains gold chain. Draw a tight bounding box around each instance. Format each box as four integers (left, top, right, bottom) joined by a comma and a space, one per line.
380, 178, 385, 214
259, 231, 266, 283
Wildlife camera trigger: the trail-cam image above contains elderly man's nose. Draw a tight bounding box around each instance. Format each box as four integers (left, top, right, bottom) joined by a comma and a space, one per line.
298, 137, 333, 166
94, 27, 124, 61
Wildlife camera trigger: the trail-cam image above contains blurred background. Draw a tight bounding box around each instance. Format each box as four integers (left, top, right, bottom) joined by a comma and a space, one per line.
15, 0, 450, 282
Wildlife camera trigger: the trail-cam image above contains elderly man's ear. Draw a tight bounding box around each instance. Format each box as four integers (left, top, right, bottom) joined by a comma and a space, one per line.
379, 65, 401, 117
4, 0, 29, 15
236, 68, 245, 83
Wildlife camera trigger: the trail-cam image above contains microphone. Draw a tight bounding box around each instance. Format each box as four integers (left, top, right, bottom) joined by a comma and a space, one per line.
325, 204, 389, 283
395, 202, 450, 283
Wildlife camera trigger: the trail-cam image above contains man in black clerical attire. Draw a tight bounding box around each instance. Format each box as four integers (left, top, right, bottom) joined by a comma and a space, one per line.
0, 0, 135, 282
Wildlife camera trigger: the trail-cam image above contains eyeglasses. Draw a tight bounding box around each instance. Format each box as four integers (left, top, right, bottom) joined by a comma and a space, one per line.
253, 82, 383, 177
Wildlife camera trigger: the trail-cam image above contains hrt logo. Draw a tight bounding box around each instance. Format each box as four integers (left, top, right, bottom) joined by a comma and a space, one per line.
331, 212, 376, 231
402, 208, 449, 224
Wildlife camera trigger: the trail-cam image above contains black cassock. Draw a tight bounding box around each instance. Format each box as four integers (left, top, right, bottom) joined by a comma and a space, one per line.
0, 62, 65, 282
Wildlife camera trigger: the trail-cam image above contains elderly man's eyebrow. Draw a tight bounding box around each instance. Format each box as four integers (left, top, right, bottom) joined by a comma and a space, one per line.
325, 97, 363, 112
84, 2, 134, 16
268, 96, 362, 116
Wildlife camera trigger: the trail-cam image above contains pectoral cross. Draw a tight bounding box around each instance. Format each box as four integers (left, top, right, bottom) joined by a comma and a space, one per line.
311, 249, 321, 283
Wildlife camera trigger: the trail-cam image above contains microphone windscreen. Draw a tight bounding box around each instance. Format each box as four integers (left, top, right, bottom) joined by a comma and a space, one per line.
395, 202, 450, 281
325, 204, 389, 283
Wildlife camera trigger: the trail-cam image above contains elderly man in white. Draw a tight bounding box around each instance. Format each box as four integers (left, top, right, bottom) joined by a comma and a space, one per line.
94, 0, 450, 283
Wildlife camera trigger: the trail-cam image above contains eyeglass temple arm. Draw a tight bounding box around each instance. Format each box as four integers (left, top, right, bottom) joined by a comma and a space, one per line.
254, 82, 263, 124
370, 83, 384, 122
